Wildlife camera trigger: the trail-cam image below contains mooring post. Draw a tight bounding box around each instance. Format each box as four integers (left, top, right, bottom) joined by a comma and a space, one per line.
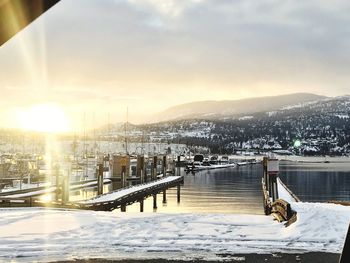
263, 157, 268, 187
136, 155, 142, 178
121, 168, 126, 188
163, 189, 167, 203
140, 199, 144, 212
144, 158, 148, 182
177, 184, 181, 203
267, 158, 279, 202
121, 204, 126, 212
152, 156, 157, 180
97, 163, 104, 195
163, 155, 167, 176
138, 155, 145, 183
153, 194, 157, 209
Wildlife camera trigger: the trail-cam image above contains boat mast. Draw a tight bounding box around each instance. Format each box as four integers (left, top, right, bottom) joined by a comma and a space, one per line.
125, 107, 129, 155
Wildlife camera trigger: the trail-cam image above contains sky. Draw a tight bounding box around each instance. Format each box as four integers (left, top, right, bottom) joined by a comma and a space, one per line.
0, 0, 350, 131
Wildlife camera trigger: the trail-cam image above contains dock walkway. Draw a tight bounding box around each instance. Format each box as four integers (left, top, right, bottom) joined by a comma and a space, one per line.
0, 179, 112, 198
79, 175, 183, 211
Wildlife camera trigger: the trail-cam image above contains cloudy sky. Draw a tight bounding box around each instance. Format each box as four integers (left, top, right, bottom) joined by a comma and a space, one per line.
0, 0, 349, 130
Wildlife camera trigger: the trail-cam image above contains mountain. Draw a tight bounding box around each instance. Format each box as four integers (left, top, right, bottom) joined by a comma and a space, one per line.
140, 95, 350, 155
155, 93, 327, 122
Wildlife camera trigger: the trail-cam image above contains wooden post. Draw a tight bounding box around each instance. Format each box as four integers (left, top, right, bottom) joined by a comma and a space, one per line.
121, 165, 126, 188
177, 184, 181, 203
263, 157, 268, 187
140, 199, 144, 212
144, 158, 148, 182
97, 163, 104, 195
152, 156, 157, 180
137, 155, 145, 183
153, 194, 157, 209
267, 159, 279, 202
163, 190, 167, 203
121, 204, 126, 212
163, 155, 167, 176
137, 155, 142, 178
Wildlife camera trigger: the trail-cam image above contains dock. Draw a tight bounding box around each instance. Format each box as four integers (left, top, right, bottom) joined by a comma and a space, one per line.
0, 175, 184, 212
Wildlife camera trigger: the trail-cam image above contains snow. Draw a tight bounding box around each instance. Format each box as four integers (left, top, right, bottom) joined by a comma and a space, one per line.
80, 176, 182, 204
2, 187, 57, 199
0, 206, 349, 262
2, 179, 111, 199
0, 182, 50, 193
277, 178, 298, 203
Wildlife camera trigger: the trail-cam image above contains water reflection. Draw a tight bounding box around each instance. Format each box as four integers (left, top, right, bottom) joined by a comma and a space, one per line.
126, 165, 264, 214
279, 161, 350, 202
41, 161, 350, 212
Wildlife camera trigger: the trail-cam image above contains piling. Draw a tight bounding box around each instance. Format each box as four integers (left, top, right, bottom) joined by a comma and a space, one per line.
121, 166, 126, 188
153, 194, 157, 209
121, 204, 126, 212
143, 158, 148, 182
163, 190, 167, 203
137, 155, 145, 183
97, 163, 104, 195
162, 155, 167, 176
140, 199, 144, 212
263, 157, 268, 188
177, 184, 181, 203
152, 156, 157, 180
111, 155, 130, 188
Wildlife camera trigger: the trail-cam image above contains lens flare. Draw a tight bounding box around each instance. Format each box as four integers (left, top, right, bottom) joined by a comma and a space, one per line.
17, 104, 70, 133
293, 139, 301, 148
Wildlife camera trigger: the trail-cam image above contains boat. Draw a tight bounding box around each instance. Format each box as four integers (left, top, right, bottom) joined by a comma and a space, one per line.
185, 154, 236, 172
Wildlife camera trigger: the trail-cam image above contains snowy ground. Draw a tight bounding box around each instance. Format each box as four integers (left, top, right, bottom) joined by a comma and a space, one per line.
0, 204, 349, 262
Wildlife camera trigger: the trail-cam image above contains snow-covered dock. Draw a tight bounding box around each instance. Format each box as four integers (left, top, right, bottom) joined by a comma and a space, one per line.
0, 179, 111, 199
79, 175, 183, 211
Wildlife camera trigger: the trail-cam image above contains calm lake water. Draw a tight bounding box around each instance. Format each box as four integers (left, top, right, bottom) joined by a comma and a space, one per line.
279, 160, 350, 202
67, 160, 350, 214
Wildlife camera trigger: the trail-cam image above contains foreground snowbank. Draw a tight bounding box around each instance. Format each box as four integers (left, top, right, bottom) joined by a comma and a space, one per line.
0, 205, 349, 262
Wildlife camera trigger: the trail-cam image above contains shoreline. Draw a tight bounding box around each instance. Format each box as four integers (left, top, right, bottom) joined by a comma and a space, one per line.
50, 252, 341, 263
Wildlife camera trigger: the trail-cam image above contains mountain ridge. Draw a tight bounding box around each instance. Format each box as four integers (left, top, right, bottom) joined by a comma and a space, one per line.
154, 93, 327, 122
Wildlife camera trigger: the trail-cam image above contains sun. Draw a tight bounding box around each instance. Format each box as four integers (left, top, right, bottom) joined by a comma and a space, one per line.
17, 104, 70, 133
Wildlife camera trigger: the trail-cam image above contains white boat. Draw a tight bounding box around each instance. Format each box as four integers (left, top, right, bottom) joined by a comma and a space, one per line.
185, 161, 236, 172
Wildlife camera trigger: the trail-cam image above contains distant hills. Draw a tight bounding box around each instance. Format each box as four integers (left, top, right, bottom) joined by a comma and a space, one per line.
95, 93, 350, 155
155, 93, 327, 122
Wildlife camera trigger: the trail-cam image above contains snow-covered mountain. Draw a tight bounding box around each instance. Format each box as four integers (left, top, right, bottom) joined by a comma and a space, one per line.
155, 93, 327, 122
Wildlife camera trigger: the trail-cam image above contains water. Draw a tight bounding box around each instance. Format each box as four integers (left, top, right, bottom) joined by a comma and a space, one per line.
279, 160, 350, 202
61, 160, 350, 214
66, 165, 265, 214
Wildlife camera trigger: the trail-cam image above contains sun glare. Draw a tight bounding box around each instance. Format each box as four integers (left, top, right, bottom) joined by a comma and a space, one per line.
17, 104, 70, 133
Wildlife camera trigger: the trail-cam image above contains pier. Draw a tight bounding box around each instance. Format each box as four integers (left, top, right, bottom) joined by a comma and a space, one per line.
0, 154, 183, 212
0, 175, 183, 211
262, 157, 298, 225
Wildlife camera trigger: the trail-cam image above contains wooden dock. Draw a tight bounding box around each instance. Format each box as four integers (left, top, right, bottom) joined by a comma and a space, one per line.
0, 176, 184, 212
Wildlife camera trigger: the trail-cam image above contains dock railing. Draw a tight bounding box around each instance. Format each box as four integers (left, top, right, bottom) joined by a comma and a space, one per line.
262, 157, 298, 226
